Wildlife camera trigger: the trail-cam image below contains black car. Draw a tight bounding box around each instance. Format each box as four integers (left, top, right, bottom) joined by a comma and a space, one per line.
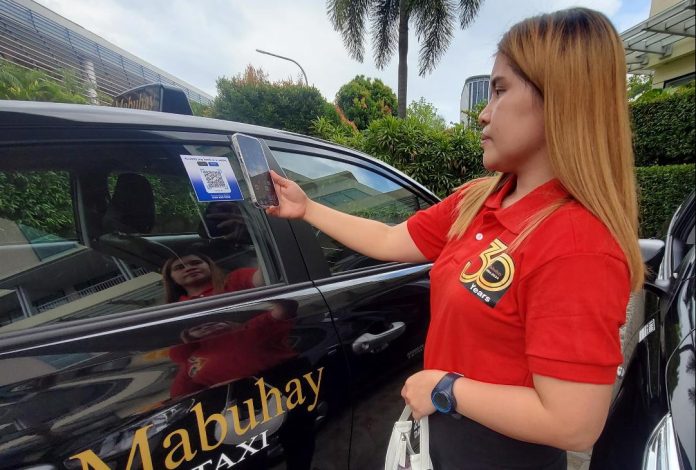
0, 96, 438, 469
591, 191, 695, 470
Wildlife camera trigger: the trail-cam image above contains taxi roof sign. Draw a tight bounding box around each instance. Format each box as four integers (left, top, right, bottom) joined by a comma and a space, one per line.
112, 83, 193, 116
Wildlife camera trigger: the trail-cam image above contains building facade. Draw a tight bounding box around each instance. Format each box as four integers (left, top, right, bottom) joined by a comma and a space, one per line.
0, 0, 213, 105
621, 0, 695, 88
460, 74, 490, 125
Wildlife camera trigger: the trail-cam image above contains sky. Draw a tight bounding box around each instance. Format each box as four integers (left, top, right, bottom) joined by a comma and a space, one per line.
35, 0, 651, 124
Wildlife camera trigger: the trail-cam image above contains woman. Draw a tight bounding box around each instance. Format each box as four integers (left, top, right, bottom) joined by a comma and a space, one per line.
162, 252, 263, 303
267, 8, 642, 469
168, 300, 298, 398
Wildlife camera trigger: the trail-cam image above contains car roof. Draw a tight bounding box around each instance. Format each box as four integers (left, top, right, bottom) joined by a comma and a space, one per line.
0, 100, 438, 199
0, 100, 301, 137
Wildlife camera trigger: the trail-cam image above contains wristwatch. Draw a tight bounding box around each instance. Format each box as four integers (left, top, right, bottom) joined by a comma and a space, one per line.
431, 372, 462, 414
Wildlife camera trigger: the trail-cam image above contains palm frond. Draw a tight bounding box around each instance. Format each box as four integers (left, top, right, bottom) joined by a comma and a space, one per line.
327, 0, 372, 62
412, 0, 456, 76
370, 0, 399, 69
458, 0, 483, 28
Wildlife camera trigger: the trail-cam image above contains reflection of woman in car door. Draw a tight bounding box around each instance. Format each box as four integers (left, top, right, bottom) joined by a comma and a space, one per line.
164, 254, 314, 470
162, 253, 295, 396
168, 301, 298, 397
162, 252, 263, 302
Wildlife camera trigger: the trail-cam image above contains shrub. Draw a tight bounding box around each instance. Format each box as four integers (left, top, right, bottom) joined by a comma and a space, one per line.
0, 62, 88, 104
312, 109, 487, 198
636, 164, 695, 238
212, 65, 333, 135
407, 97, 446, 131
631, 84, 695, 166
335, 75, 397, 130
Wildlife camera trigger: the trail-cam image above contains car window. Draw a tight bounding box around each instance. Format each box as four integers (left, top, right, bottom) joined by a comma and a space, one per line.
273, 150, 431, 273
663, 193, 696, 278
0, 143, 283, 333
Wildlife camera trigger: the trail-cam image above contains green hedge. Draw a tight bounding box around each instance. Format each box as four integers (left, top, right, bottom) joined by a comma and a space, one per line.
636, 164, 695, 238
313, 115, 487, 198
213, 76, 337, 135
631, 85, 695, 167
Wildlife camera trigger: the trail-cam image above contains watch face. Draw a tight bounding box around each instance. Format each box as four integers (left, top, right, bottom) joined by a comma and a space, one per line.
432, 391, 451, 413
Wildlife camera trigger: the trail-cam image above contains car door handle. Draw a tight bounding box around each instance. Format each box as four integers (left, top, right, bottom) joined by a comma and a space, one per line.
352, 321, 406, 354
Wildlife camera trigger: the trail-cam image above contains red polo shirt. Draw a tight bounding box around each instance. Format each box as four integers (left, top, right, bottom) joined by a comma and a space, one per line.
407, 177, 630, 386
178, 267, 257, 302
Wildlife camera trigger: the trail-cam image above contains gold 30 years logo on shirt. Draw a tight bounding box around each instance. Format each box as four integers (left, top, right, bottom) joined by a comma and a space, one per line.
459, 239, 515, 307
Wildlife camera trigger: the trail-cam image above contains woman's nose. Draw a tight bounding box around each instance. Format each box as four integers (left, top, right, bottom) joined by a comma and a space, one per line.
478, 103, 491, 126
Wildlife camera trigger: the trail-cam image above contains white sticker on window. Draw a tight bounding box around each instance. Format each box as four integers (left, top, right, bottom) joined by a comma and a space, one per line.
638, 318, 656, 343
180, 155, 243, 202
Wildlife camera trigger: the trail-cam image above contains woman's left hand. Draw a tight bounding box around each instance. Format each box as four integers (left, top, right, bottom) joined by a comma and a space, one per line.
401, 369, 448, 419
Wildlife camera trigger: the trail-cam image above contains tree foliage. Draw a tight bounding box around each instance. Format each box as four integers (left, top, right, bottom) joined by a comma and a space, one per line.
212, 65, 336, 134
190, 101, 213, 117
0, 62, 88, 103
627, 74, 653, 102
313, 106, 486, 198
335, 75, 397, 130
313, 100, 694, 239
0, 171, 75, 238
407, 97, 446, 130
327, 0, 483, 117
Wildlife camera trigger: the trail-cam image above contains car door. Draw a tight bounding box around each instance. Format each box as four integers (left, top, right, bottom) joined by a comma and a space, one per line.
265, 140, 438, 469
0, 126, 352, 470
590, 191, 695, 469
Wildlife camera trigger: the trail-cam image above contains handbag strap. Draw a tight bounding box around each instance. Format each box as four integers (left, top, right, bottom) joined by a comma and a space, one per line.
400, 404, 413, 421
419, 410, 431, 469
398, 405, 432, 470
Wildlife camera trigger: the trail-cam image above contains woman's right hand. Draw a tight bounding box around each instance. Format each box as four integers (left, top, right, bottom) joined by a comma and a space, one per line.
266, 170, 309, 219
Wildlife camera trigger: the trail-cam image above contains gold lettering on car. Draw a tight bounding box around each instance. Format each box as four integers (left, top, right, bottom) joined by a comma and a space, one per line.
68, 367, 324, 470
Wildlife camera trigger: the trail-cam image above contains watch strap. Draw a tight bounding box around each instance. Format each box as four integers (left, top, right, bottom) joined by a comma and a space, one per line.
431, 372, 462, 414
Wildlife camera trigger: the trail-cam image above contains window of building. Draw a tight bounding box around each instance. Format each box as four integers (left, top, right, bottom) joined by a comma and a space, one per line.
664, 72, 695, 88
273, 150, 431, 274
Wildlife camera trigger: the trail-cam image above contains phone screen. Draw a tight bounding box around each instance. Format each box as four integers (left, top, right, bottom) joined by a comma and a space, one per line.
232, 134, 279, 208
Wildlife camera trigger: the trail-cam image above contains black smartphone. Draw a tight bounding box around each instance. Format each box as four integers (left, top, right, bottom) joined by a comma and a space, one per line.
231, 133, 279, 209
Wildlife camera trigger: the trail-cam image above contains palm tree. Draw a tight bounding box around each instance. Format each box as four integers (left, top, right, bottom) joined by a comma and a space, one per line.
328, 0, 483, 118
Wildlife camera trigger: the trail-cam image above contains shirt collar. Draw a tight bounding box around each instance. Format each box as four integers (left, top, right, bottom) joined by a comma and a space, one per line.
179, 285, 213, 302
484, 176, 570, 234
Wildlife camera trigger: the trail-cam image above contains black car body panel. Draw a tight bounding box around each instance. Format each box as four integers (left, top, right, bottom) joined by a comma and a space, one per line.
591, 192, 695, 470
0, 101, 438, 469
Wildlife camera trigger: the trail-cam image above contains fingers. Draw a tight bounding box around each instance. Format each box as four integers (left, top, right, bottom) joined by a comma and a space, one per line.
269, 170, 287, 187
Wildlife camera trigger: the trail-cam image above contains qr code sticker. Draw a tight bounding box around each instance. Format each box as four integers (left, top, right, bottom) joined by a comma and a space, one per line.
200, 167, 231, 193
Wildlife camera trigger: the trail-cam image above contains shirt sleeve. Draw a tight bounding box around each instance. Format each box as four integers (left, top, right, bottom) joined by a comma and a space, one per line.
224, 267, 258, 292
519, 253, 630, 384
406, 189, 464, 261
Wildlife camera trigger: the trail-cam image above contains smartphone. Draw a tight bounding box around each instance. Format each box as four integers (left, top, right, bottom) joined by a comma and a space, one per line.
231, 133, 279, 209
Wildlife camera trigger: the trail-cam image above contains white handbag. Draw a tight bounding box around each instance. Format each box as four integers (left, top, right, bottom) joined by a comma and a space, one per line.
384, 405, 433, 470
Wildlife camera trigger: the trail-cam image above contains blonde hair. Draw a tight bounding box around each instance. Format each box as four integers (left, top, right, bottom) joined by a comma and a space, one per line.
448, 8, 644, 291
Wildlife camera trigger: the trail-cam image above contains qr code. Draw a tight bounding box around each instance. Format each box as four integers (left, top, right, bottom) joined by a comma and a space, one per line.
200, 167, 231, 193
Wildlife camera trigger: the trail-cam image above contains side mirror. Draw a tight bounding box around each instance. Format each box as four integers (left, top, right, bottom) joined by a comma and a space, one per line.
640, 239, 665, 277
644, 278, 671, 297
640, 239, 670, 296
